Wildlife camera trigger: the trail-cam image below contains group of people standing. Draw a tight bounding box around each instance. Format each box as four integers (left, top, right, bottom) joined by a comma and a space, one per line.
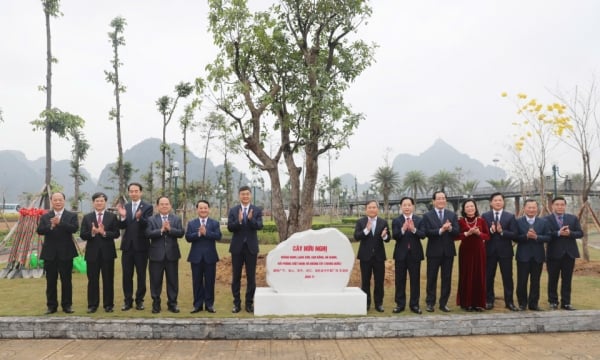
354, 191, 583, 314
36, 184, 262, 315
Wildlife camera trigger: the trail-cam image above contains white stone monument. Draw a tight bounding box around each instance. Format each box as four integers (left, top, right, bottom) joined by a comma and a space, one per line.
254, 227, 366, 316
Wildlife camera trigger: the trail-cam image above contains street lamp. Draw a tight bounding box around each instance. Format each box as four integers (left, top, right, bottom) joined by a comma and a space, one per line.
552, 164, 568, 198
172, 161, 180, 212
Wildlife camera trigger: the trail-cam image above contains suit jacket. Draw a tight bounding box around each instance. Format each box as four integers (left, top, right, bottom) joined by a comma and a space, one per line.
80, 210, 119, 262
227, 204, 263, 255
37, 209, 79, 261
391, 215, 425, 261
419, 208, 459, 257
185, 217, 221, 264
119, 200, 153, 252
544, 213, 582, 260
481, 210, 518, 258
515, 216, 551, 263
145, 213, 184, 262
354, 216, 389, 262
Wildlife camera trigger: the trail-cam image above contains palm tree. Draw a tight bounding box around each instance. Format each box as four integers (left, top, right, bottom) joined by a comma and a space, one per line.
429, 170, 460, 194
372, 166, 401, 219
461, 180, 479, 197
486, 178, 516, 192
403, 170, 428, 200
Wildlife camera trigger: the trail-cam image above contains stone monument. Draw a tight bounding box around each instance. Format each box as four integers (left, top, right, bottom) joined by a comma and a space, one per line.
254, 227, 366, 316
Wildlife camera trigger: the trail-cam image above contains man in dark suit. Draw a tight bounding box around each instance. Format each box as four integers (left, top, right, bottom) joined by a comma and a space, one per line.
481, 192, 519, 311
185, 199, 222, 314
419, 190, 459, 312
515, 199, 551, 311
354, 200, 389, 312
36, 192, 79, 314
391, 197, 425, 314
544, 196, 583, 311
145, 196, 185, 314
117, 182, 153, 311
80, 192, 119, 313
227, 185, 263, 313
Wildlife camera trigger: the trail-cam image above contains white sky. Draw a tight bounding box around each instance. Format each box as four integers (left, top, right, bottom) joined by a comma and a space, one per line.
1, 0, 599, 183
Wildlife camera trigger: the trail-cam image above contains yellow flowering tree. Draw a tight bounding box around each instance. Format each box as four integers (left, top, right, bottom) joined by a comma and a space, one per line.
502, 91, 572, 213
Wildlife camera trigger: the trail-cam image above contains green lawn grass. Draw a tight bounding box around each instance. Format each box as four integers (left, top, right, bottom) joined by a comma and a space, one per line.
0, 227, 599, 318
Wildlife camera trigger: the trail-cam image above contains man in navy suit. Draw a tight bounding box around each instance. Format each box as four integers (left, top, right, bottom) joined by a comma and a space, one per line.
186, 199, 222, 314
80, 192, 119, 313
354, 200, 389, 312
145, 196, 185, 314
544, 196, 583, 311
36, 192, 79, 314
391, 197, 425, 314
515, 199, 551, 311
481, 192, 519, 311
227, 185, 263, 313
419, 190, 459, 313
117, 182, 153, 311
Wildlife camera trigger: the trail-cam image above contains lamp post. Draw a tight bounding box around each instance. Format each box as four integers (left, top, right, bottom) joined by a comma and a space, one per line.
552, 164, 568, 198
172, 161, 180, 212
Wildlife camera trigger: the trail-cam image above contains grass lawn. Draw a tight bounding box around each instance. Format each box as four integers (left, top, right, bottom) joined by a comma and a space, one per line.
0, 229, 599, 318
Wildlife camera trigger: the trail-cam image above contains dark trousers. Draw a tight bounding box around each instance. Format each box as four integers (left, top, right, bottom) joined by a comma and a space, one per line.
547, 255, 575, 305
149, 259, 179, 309
426, 255, 454, 307
359, 257, 385, 308
231, 243, 257, 307
121, 250, 148, 306
86, 254, 115, 309
485, 255, 515, 306
516, 259, 543, 308
191, 260, 217, 309
394, 256, 421, 309
44, 259, 73, 310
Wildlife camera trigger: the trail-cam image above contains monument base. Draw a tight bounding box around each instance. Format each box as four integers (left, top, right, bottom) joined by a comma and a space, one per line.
254, 287, 366, 316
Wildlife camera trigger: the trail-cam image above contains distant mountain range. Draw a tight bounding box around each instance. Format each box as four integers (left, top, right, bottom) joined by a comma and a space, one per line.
0, 138, 504, 210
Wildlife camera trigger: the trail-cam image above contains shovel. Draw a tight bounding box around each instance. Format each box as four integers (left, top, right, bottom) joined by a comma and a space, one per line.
0, 261, 15, 278
6, 263, 23, 279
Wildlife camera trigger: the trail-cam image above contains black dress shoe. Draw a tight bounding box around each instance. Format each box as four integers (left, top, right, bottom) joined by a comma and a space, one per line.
506, 303, 519, 311
549, 303, 558, 310
519, 305, 527, 311
426, 305, 435, 312
529, 305, 542, 311
44, 308, 57, 315
135, 303, 145, 310
474, 307, 484, 312
465, 306, 474, 312
87, 307, 97, 314
375, 305, 384, 313
439, 305, 451, 312
190, 307, 202, 314
63, 306, 74, 314
121, 304, 132, 311
232, 306, 241, 313
485, 303, 494, 310
206, 306, 216, 313
104, 306, 114, 313
245, 304, 254, 313
168, 306, 180, 313
392, 306, 405, 313
152, 307, 160, 314
561, 304, 576, 311
410, 306, 422, 314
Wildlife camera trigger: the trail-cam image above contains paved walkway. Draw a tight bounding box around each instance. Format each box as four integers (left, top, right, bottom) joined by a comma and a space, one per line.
1, 331, 599, 359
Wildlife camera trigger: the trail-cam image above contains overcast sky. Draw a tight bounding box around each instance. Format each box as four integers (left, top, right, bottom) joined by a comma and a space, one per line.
1, 0, 599, 184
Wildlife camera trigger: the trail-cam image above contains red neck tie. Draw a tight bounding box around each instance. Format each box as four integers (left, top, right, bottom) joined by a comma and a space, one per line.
97, 212, 103, 225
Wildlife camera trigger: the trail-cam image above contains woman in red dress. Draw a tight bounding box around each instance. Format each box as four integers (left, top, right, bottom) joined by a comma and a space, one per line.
456, 199, 490, 311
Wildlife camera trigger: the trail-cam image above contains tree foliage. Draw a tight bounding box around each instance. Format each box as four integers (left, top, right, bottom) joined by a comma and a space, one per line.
403, 170, 427, 200
204, 0, 376, 241
372, 165, 400, 219
105, 16, 127, 199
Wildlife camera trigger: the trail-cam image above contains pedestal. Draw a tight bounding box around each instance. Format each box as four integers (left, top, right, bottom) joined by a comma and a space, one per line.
254, 287, 366, 316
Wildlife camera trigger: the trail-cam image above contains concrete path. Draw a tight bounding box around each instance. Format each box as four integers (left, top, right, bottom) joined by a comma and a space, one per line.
1, 331, 599, 359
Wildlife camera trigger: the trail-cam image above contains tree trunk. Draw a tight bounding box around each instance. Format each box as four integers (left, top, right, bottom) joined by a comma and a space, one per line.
44, 9, 52, 209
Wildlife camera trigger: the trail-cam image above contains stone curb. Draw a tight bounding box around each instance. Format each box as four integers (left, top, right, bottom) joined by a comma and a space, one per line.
1, 310, 598, 340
